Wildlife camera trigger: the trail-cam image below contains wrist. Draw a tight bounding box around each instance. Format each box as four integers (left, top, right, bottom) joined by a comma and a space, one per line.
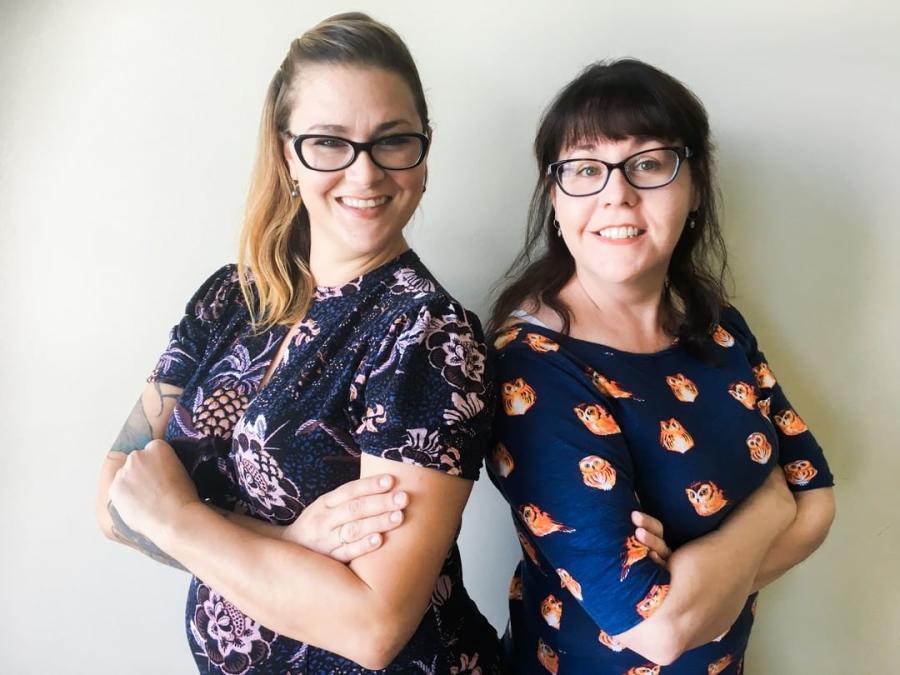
153, 498, 205, 553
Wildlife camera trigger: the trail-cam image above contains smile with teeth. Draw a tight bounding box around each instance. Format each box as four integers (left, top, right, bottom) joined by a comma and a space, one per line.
339, 196, 391, 208
596, 226, 644, 239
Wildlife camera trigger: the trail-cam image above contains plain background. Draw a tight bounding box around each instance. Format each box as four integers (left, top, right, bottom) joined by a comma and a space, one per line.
2, 1, 898, 673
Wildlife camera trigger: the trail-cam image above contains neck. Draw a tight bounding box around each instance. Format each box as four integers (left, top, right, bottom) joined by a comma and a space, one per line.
308, 235, 409, 287
565, 266, 673, 352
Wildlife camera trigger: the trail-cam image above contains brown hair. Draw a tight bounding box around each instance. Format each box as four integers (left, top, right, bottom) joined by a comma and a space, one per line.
489, 59, 729, 356
238, 12, 429, 330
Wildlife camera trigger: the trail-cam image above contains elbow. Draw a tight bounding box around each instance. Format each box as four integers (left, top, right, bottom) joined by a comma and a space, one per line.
346, 622, 412, 671
618, 622, 688, 667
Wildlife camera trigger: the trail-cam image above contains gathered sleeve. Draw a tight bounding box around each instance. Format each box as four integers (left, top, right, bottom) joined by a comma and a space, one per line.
147, 265, 240, 389
721, 305, 835, 492
489, 335, 671, 636
350, 298, 494, 481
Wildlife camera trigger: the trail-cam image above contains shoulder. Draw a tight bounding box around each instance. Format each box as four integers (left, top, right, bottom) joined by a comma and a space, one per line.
716, 304, 757, 353
185, 264, 246, 327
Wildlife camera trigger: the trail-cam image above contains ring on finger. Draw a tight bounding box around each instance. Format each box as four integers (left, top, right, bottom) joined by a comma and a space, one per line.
338, 525, 349, 546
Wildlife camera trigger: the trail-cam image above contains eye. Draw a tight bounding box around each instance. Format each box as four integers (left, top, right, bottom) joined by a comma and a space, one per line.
313, 138, 348, 149
634, 158, 662, 171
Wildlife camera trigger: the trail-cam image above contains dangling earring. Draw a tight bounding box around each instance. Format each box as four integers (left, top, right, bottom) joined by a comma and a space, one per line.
422, 169, 428, 193
554, 219, 562, 237
687, 210, 698, 230
290, 178, 300, 199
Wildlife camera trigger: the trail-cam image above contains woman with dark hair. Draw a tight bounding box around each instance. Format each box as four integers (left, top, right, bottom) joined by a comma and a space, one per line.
95, 13, 500, 674
488, 59, 835, 673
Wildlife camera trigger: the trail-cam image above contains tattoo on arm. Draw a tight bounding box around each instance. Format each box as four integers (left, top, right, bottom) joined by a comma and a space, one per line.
109, 397, 154, 454
152, 381, 180, 417
107, 502, 187, 572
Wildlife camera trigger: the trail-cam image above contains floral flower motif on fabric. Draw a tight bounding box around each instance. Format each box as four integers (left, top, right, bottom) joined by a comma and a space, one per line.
443, 392, 485, 425
190, 583, 276, 675
232, 414, 304, 522
388, 267, 437, 298
424, 314, 486, 392
195, 268, 240, 326
382, 428, 444, 469
370, 312, 429, 378
450, 653, 483, 675
292, 319, 321, 347
355, 403, 388, 434
149, 337, 196, 380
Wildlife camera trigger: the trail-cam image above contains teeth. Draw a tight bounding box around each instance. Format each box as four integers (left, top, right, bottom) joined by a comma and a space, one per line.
598, 226, 641, 239
341, 196, 389, 208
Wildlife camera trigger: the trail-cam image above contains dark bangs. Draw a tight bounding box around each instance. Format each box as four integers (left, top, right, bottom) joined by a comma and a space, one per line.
538, 59, 710, 165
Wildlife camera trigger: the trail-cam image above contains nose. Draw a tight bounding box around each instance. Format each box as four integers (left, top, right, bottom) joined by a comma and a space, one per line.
602, 166, 638, 207
343, 148, 385, 185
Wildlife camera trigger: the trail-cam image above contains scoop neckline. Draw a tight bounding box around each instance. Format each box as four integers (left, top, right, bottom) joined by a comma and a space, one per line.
510, 317, 682, 358
313, 248, 417, 296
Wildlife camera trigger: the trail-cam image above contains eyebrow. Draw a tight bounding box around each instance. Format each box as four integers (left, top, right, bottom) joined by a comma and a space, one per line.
304, 119, 415, 135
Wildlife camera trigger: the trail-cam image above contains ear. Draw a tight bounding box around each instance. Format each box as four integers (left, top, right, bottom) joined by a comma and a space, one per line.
282, 134, 300, 180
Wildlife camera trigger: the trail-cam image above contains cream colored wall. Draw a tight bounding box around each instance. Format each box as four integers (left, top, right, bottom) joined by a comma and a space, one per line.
2, 1, 897, 672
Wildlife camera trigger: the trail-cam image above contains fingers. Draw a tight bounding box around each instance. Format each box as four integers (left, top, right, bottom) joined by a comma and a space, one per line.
337, 509, 405, 547
635, 527, 671, 562
332, 490, 408, 527
322, 474, 394, 508
631, 510, 664, 538
330, 532, 384, 563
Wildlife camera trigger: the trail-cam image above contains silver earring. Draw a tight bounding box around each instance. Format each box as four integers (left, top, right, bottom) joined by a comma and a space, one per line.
290, 179, 299, 198
554, 219, 562, 237
688, 218, 696, 230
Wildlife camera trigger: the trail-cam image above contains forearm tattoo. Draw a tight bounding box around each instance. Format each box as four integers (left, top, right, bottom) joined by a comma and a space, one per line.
109, 397, 154, 454
107, 501, 187, 572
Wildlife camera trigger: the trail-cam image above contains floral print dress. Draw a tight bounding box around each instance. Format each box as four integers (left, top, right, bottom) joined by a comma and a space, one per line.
488, 307, 833, 674
148, 250, 500, 674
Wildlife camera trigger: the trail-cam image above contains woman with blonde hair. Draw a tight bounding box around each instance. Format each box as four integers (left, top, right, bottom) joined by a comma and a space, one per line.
96, 13, 500, 673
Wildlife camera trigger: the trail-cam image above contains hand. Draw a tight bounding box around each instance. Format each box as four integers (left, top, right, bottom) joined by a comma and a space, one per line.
108, 439, 200, 544
282, 474, 408, 563
632, 511, 671, 567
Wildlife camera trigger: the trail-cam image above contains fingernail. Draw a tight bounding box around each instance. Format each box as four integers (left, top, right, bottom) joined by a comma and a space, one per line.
390, 511, 402, 523
369, 534, 381, 545
379, 475, 392, 488
636, 528, 645, 537
393, 491, 407, 505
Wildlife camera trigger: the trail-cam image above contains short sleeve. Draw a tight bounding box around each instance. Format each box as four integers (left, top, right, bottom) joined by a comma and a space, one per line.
721, 306, 834, 492
351, 298, 494, 480
148, 265, 240, 388
489, 335, 671, 636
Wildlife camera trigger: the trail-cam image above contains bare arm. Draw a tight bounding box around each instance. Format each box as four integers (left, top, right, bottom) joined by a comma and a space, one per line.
109, 447, 469, 669
614, 467, 797, 665
750, 486, 835, 592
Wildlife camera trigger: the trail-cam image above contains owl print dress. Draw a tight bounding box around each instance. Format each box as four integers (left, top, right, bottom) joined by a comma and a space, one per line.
488, 307, 833, 674
147, 250, 500, 675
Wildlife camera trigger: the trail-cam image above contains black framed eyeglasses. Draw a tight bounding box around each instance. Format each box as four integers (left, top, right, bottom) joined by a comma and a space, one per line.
288, 132, 430, 172
547, 146, 693, 197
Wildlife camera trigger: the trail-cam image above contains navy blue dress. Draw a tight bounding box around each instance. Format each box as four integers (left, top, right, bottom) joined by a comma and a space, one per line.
487, 307, 833, 674
148, 250, 500, 674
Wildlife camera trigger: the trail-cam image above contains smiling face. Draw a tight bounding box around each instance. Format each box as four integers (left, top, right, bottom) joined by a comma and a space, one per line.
283, 64, 427, 272
551, 136, 696, 291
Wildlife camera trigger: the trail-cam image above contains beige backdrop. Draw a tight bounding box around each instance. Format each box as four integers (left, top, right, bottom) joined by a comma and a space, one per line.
2, 0, 898, 672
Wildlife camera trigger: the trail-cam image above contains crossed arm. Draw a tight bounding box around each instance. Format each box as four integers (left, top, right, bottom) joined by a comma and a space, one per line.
96, 381, 462, 669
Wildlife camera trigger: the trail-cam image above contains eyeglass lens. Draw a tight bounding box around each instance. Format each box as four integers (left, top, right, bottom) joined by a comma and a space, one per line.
298, 135, 425, 171
557, 148, 681, 195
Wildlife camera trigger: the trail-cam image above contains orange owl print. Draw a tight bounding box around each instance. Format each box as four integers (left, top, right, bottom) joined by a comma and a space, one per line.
746, 432, 773, 464
537, 638, 559, 674
752, 362, 777, 388
556, 568, 583, 601
579, 455, 617, 491
589, 370, 637, 399
636, 584, 669, 619
666, 372, 699, 402
502, 378, 537, 416
493, 325, 521, 350
708, 654, 733, 674
728, 381, 758, 410
774, 408, 808, 435
597, 629, 625, 652
541, 594, 563, 630
626, 666, 661, 675
784, 460, 818, 486
659, 418, 695, 453
525, 333, 560, 353
509, 574, 523, 600
621, 535, 650, 581
574, 403, 621, 436
518, 531, 540, 566
757, 396, 771, 420
490, 442, 514, 477
520, 504, 576, 536
712, 324, 735, 347
686, 481, 729, 516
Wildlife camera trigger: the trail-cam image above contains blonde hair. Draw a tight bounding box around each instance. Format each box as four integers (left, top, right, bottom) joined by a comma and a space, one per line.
238, 12, 430, 330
